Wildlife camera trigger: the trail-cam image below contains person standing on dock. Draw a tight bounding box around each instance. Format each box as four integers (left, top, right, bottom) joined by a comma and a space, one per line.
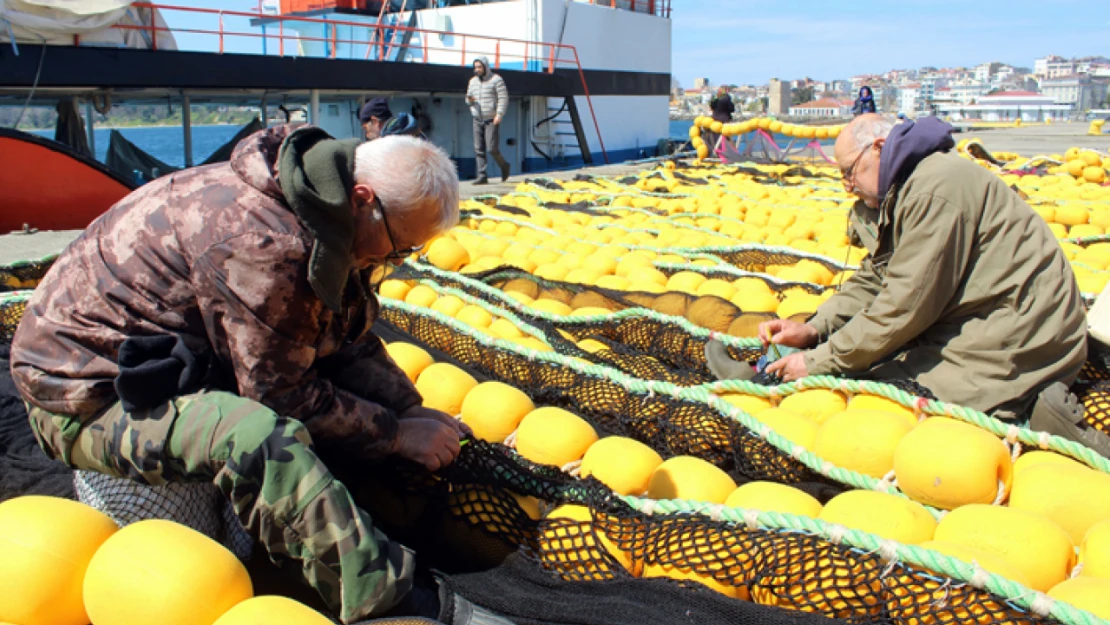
466, 56, 510, 184
359, 97, 394, 141
706, 85, 735, 154
852, 86, 877, 116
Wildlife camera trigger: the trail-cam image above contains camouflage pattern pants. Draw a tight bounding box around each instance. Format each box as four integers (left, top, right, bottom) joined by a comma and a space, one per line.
27, 390, 415, 624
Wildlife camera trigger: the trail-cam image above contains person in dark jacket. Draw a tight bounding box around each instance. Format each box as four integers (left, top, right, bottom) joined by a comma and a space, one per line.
705, 86, 735, 152
709, 85, 735, 123
359, 97, 393, 140
852, 86, 877, 116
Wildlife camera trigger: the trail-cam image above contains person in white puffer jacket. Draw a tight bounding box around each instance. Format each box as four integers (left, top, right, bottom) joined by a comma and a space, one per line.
465, 56, 510, 184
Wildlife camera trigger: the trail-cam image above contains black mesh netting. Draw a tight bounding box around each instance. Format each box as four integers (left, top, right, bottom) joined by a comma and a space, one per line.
0, 262, 1087, 625
690, 248, 844, 276
72, 469, 254, 560
353, 438, 1059, 625
389, 263, 775, 386
453, 259, 827, 317
0, 257, 55, 292
376, 310, 839, 488
0, 340, 75, 503
1078, 380, 1110, 434
1, 296, 28, 341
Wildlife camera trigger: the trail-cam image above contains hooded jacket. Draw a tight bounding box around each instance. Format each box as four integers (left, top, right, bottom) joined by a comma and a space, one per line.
804, 118, 1087, 413
10, 124, 423, 460
466, 56, 508, 121
852, 87, 877, 116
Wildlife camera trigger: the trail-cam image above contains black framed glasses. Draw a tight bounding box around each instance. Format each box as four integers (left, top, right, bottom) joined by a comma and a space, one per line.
367, 196, 424, 292
841, 147, 868, 185
377, 196, 425, 261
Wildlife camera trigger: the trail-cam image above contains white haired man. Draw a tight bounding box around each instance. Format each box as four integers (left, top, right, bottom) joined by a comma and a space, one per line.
707, 114, 1091, 446
11, 124, 512, 624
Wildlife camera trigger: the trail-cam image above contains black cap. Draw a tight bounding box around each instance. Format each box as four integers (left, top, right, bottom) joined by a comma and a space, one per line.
359, 97, 393, 123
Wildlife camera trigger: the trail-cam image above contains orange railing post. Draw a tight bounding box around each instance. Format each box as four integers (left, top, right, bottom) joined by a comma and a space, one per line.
571, 47, 609, 164
116, 1, 623, 103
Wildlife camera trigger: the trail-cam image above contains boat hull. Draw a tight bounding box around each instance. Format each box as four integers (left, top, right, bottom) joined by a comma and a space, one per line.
0, 128, 135, 233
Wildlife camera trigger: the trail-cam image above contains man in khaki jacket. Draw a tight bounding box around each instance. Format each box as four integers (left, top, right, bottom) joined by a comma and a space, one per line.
709, 114, 1090, 437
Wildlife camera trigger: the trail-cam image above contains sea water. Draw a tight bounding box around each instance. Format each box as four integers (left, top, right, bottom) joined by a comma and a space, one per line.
27, 125, 242, 168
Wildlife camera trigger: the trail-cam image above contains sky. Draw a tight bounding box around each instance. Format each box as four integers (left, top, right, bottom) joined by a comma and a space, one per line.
160, 1, 1107, 85
160, 1, 281, 55
670, 0, 1108, 87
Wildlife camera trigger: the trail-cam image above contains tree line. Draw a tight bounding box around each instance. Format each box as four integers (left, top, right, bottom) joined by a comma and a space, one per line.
0, 104, 258, 131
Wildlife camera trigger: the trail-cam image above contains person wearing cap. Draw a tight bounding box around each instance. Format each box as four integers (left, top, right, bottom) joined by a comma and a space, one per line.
359, 97, 394, 141
465, 56, 510, 184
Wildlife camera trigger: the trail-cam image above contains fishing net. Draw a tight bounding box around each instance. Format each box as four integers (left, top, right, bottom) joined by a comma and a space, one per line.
360, 439, 1066, 625
375, 308, 825, 487
0, 255, 55, 292
0, 290, 31, 341
0, 261, 1101, 625
73, 470, 254, 561
389, 262, 782, 384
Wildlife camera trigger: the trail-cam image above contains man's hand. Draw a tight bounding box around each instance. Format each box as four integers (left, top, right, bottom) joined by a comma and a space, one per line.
391, 418, 463, 472
493, 115, 502, 126
757, 319, 819, 350
398, 404, 472, 437
765, 352, 809, 382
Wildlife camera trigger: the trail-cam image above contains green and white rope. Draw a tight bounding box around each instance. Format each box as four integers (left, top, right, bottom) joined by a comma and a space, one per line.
0, 289, 34, 304
651, 260, 828, 293
386, 281, 554, 347
699, 376, 1110, 476
381, 296, 908, 503
619, 496, 1108, 625
400, 259, 763, 350
463, 213, 560, 236
0, 252, 60, 272
384, 291, 1110, 519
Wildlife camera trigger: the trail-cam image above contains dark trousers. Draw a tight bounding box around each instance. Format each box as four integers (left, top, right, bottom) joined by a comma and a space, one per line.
474, 118, 509, 179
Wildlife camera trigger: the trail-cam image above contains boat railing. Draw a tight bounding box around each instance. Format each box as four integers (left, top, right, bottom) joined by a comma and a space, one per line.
113, 2, 608, 162
583, 0, 672, 18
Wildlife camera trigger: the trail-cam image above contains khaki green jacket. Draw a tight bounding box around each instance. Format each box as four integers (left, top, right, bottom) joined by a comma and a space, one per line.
804, 151, 1087, 413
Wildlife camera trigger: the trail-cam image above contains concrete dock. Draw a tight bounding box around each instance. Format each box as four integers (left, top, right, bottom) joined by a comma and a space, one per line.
3, 122, 1106, 267
954, 122, 1107, 157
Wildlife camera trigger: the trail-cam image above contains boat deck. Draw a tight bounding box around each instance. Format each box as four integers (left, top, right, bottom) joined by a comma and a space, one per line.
0, 159, 655, 266
4, 121, 1104, 266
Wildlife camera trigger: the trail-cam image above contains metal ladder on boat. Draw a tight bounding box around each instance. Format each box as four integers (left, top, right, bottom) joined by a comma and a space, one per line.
542, 96, 593, 166
367, 0, 419, 62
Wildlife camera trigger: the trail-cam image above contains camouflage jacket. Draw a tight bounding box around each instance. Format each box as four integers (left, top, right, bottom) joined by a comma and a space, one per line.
10, 124, 422, 459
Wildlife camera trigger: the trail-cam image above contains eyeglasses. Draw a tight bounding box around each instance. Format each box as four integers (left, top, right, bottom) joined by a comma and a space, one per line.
377, 196, 425, 260
841, 147, 868, 185
367, 196, 424, 291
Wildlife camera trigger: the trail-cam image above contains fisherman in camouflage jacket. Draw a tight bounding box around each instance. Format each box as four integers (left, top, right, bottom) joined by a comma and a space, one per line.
10, 124, 509, 625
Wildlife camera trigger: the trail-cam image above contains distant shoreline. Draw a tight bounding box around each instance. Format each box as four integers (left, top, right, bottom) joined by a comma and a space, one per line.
20, 123, 244, 132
